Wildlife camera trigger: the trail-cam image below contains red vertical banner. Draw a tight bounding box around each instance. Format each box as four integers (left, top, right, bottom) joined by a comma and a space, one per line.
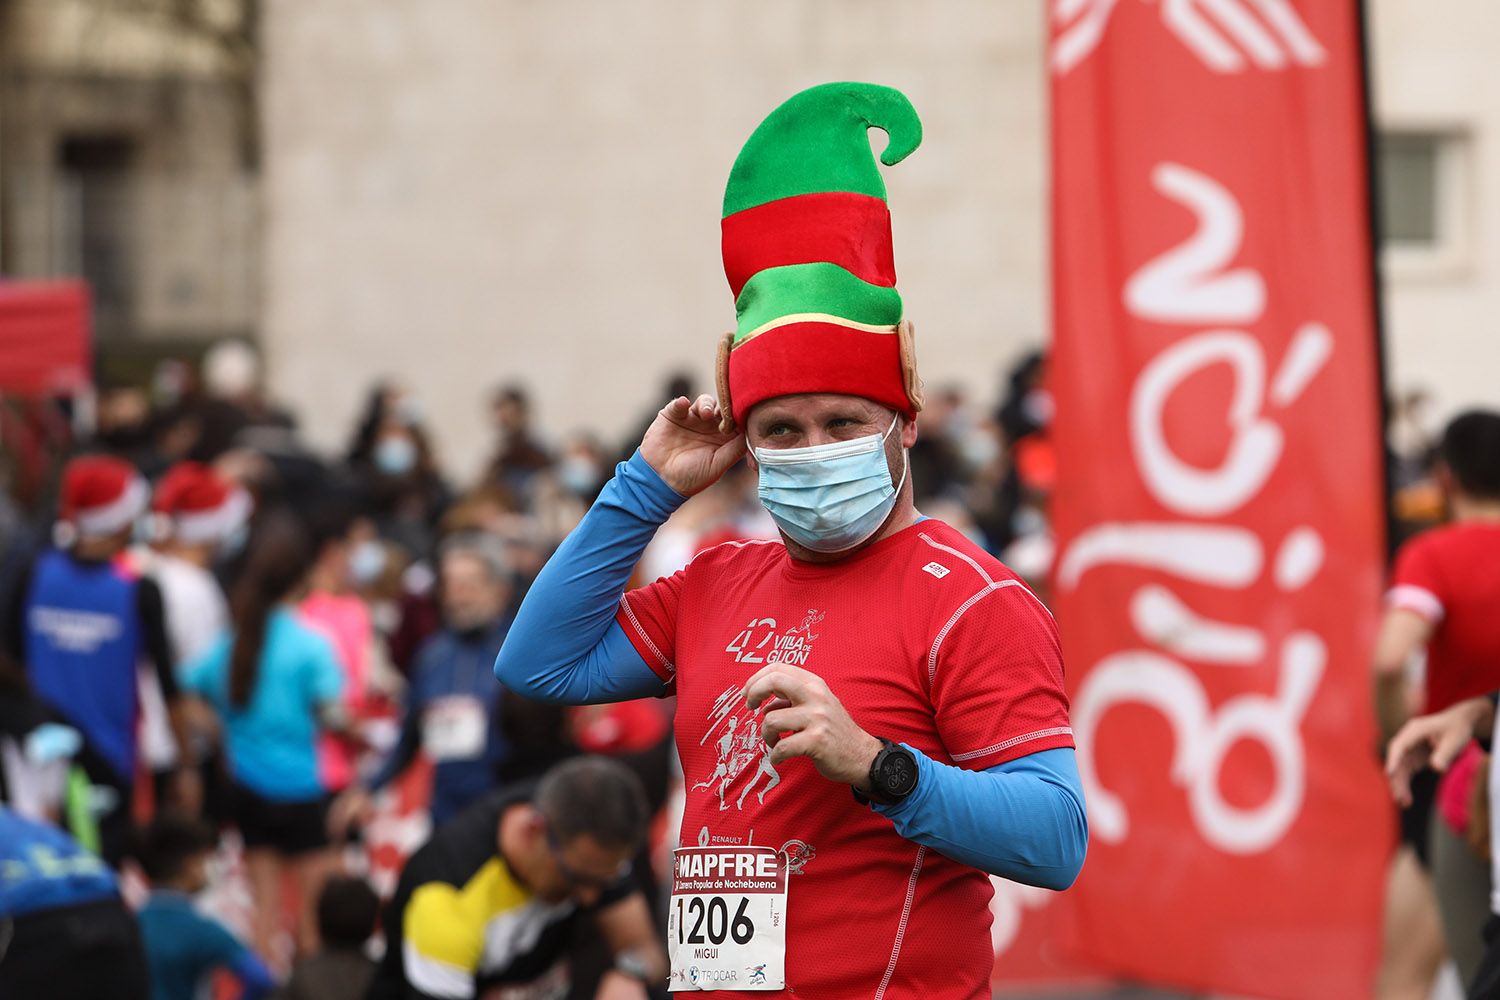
1048, 2, 1391, 997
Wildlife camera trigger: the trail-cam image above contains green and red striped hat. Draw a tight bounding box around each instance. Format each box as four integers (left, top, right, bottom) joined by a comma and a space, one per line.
717, 82, 925, 429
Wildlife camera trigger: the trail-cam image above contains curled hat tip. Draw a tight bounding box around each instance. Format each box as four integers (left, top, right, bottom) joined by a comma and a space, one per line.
722, 81, 923, 217
841, 83, 921, 167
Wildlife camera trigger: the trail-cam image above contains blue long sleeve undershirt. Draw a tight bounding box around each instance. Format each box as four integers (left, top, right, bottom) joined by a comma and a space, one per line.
496, 451, 681, 704
876, 745, 1086, 889
495, 451, 1088, 888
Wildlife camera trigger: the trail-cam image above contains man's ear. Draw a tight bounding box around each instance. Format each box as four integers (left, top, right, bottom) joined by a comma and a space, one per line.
900, 413, 919, 449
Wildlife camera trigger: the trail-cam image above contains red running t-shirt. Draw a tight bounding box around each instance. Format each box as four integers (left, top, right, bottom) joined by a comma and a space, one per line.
1387, 521, 1500, 712
616, 519, 1072, 999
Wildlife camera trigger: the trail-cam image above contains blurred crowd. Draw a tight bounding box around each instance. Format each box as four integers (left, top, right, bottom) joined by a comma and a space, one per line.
4, 333, 1492, 1000
0, 337, 1058, 1000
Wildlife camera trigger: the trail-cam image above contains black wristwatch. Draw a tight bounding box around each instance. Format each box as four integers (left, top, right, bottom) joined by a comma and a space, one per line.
859, 738, 919, 806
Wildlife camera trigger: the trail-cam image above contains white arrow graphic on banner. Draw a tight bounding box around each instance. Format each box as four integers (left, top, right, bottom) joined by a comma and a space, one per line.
1053, 0, 1326, 75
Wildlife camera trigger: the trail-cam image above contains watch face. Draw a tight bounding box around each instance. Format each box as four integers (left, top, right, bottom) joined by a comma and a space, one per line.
882, 749, 917, 797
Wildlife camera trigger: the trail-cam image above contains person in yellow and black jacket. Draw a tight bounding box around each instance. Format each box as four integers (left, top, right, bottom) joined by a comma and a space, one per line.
369, 756, 667, 1000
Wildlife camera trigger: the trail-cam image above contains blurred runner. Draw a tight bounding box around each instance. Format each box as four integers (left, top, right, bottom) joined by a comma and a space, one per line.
1375, 410, 1500, 994
0, 804, 150, 1000
333, 531, 516, 833
1388, 696, 1500, 1000
278, 875, 380, 1000
181, 513, 348, 959
5, 455, 189, 860
134, 814, 275, 1000
369, 756, 666, 1000
139, 461, 251, 816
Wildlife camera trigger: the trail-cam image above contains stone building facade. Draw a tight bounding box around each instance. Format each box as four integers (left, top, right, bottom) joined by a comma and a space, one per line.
0, 0, 257, 357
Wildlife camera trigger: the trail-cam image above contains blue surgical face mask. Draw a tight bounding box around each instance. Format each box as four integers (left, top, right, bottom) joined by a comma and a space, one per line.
754, 414, 907, 554
375, 435, 418, 476
349, 539, 387, 586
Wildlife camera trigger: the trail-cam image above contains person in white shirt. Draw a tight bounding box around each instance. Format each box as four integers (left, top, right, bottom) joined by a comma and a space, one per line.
137, 462, 251, 809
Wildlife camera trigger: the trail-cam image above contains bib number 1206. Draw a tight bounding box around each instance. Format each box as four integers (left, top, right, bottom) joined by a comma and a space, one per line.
669, 846, 788, 991
676, 896, 755, 946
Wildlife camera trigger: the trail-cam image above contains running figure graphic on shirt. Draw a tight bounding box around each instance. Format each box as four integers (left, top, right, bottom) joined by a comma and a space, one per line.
694, 684, 782, 810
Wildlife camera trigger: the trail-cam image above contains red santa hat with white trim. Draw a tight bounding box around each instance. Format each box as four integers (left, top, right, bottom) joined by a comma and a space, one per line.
57, 455, 149, 543
152, 462, 251, 544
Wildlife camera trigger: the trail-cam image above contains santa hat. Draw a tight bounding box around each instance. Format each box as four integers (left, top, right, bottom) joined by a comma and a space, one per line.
58, 455, 149, 542
716, 82, 925, 430
152, 462, 251, 544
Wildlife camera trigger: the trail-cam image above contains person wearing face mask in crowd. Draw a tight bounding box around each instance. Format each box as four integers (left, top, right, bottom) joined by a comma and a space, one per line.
369, 756, 666, 1000
299, 504, 380, 799
330, 531, 516, 835
496, 84, 1086, 999
345, 380, 420, 467
366, 423, 450, 560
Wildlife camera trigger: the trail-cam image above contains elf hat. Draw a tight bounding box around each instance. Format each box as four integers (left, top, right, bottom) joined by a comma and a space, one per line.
58, 455, 148, 541
152, 462, 251, 544
717, 82, 925, 431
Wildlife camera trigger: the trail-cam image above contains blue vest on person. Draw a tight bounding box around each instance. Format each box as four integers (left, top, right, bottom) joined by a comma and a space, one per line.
0, 806, 118, 917
23, 549, 143, 782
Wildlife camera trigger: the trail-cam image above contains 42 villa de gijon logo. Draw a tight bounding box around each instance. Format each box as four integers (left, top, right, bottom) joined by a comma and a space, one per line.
723, 609, 825, 666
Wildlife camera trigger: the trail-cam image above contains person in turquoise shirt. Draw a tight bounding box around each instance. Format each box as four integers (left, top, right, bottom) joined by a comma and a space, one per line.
181, 513, 347, 959
134, 815, 276, 1000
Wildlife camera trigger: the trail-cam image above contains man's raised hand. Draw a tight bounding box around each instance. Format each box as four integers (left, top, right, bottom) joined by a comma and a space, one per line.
640, 394, 747, 496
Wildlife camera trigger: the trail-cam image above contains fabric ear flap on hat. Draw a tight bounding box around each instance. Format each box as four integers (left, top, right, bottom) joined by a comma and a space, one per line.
898, 319, 924, 414
716, 331, 736, 433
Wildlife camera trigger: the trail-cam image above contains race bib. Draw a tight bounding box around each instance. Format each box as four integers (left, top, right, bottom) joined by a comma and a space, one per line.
421, 696, 487, 761
668, 846, 788, 992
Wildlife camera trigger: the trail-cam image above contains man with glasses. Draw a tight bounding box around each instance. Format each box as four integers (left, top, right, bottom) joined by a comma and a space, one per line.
369, 756, 667, 1000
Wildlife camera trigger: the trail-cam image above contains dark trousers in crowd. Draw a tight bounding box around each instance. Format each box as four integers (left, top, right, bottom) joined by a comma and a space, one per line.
1473, 916, 1500, 999
0, 898, 150, 1000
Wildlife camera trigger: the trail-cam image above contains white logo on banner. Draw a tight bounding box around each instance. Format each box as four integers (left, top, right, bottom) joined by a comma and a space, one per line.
1052, 0, 1327, 75
1057, 162, 1333, 855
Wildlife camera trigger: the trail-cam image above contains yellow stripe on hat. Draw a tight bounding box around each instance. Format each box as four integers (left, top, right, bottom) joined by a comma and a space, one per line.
736, 312, 899, 347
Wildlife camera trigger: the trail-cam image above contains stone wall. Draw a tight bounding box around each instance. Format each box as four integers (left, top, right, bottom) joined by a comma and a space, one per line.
260, 1, 1048, 474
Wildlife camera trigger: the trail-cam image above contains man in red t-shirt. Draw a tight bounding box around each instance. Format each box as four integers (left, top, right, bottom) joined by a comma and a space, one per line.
1373, 410, 1500, 993
497, 83, 1086, 999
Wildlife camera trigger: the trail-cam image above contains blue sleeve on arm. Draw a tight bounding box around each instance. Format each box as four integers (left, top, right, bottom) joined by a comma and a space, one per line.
874, 746, 1088, 890
495, 450, 686, 704
228, 948, 277, 999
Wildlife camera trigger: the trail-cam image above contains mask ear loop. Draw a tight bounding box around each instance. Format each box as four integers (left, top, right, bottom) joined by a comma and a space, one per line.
891, 416, 910, 498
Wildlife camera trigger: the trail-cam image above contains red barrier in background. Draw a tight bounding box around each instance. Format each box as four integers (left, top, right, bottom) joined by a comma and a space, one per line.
0, 280, 91, 395
1044, 1, 1390, 996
